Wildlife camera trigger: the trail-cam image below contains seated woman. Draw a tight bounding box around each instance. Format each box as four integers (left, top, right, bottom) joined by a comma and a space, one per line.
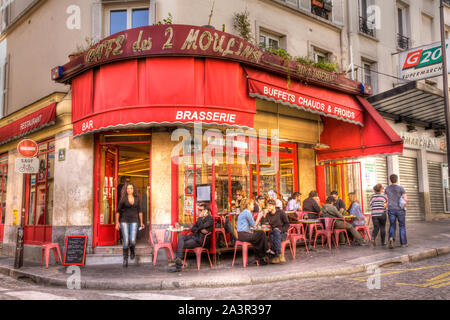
236, 198, 271, 265
348, 192, 364, 227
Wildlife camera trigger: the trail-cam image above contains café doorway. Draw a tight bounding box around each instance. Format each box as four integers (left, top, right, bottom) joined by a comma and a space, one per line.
94, 133, 151, 247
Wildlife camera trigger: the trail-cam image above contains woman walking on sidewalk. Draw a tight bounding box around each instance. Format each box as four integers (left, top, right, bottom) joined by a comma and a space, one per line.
115, 182, 145, 268
369, 184, 388, 246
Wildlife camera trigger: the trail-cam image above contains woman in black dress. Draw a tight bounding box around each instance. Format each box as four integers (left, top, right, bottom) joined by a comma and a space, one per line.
115, 182, 145, 267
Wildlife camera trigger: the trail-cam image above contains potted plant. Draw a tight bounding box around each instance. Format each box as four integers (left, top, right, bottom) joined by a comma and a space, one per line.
323, 1, 333, 11
312, 0, 324, 8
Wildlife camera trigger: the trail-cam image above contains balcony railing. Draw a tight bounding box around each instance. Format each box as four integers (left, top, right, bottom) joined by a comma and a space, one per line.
359, 16, 376, 38
397, 33, 410, 50
311, 4, 330, 20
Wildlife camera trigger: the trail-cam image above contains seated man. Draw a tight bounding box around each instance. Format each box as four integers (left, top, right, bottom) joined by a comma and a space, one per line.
302, 190, 321, 219
168, 203, 214, 272
321, 196, 368, 246
263, 199, 290, 263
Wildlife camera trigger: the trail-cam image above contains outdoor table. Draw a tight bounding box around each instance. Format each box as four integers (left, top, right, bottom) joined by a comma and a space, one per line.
252, 225, 271, 233
298, 219, 322, 242
344, 215, 356, 222
298, 219, 320, 224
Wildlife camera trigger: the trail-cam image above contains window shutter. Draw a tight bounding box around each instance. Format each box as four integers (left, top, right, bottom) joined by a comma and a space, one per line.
299, 0, 311, 11
149, 0, 156, 25
332, 0, 345, 26
91, 2, 102, 42
1, 54, 9, 118
1, 3, 10, 31
286, 0, 299, 7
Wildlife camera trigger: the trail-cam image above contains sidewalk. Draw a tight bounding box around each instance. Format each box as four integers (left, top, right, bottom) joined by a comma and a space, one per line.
1, 220, 449, 291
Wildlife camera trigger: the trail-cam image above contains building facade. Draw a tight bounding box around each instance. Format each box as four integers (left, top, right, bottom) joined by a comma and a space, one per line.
0, 0, 446, 262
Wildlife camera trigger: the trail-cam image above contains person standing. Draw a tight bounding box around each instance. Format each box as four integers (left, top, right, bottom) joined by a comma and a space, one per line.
385, 174, 408, 249
115, 182, 145, 268
369, 184, 388, 246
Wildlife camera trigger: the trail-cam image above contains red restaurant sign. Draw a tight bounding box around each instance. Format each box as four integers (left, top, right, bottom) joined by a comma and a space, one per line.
246, 68, 364, 126
54, 25, 371, 96
0, 103, 56, 145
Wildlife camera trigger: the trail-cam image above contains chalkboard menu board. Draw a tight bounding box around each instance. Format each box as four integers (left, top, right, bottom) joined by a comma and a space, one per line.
63, 235, 88, 266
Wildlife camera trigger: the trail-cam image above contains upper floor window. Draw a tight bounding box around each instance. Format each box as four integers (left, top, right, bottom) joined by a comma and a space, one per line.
397, 4, 410, 50
259, 30, 285, 51
313, 47, 331, 63
108, 7, 150, 36
311, 0, 333, 21
359, 0, 376, 37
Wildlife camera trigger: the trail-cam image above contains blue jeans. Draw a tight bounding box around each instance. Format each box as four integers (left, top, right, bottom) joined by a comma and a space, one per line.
120, 222, 138, 249
269, 229, 287, 255
388, 210, 407, 245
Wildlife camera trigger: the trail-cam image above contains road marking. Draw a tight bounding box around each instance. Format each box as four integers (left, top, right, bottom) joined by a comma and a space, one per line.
396, 271, 450, 289
106, 292, 194, 300
347, 264, 450, 282
4, 291, 76, 300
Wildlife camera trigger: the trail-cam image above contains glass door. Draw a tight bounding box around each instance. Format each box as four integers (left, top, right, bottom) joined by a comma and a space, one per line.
98, 146, 118, 246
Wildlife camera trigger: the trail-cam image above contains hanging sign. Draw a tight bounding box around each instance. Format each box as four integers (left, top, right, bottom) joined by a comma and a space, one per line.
17, 139, 38, 158
399, 40, 450, 81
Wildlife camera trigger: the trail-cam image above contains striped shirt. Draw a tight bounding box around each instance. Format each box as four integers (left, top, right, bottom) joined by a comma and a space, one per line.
370, 193, 388, 217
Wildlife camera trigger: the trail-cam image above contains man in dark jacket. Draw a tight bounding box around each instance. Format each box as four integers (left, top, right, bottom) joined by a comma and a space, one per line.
263, 199, 290, 263
330, 191, 346, 214
169, 203, 214, 272
302, 191, 321, 218
321, 196, 367, 246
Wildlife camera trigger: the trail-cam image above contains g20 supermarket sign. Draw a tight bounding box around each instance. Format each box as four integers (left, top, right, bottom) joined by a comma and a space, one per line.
399, 40, 450, 81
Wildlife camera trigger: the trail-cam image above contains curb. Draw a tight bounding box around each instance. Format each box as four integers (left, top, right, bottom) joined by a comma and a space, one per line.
1, 245, 449, 291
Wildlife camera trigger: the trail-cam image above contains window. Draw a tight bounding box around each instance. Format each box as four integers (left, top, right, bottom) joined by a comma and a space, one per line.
362, 61, 377, 93
108, 7, 150, 36
313, 47, 331, 63
0, 153, 7, 242
259, 31, 282, 50
397, 5, 410, 50
25, 139, 55, 244
311, 0, 333, 21
359, 0, 376, 37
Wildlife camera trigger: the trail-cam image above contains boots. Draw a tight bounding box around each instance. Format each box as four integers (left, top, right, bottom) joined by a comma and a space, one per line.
130, 246, 136, 260
123, 248, 129, 268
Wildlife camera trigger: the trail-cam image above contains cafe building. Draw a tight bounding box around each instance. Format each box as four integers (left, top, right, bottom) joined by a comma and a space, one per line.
0, 25, 403, 262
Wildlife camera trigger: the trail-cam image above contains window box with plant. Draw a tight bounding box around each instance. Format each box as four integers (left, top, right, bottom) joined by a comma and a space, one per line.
311, 0, 324, 8
323, 1, 333, 12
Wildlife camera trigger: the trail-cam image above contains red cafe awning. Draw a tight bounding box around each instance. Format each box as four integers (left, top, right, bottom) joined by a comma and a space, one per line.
245, 67, 364, 126
317, 96, 403, 161
72, 57, 256, 136
0, 103, 56, 145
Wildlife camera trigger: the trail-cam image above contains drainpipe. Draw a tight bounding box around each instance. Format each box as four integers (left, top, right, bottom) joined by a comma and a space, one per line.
346, 0, 355, 80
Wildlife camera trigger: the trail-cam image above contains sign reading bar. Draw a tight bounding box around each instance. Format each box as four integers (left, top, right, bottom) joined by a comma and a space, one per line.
63, 235, 88, 266
15, 157, 39, 174
399, 40, 450, 81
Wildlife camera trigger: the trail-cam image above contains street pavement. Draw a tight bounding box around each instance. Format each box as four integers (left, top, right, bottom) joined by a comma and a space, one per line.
0, 220, 449, 293
0, 254, 448, 300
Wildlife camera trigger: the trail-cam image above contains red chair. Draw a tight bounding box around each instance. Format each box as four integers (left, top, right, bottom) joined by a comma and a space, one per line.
150, 229, 175, 265
333, 218, 351, 248
354, 214, 372, 241
214, 216, 228, 248
41, 243, 63, 269
280, 227, 294, 260
314, 217, 334, 250
290, 223, 309, 259
232, 240, 261, 268
183, 232, 213, 270
302, 211, 323, 242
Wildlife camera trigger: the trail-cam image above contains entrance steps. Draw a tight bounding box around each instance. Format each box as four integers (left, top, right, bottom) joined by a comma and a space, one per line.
86, 245, 153, 265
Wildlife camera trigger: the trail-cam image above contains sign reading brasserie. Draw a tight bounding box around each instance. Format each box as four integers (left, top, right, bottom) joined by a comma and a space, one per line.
53, 25, 370, 96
